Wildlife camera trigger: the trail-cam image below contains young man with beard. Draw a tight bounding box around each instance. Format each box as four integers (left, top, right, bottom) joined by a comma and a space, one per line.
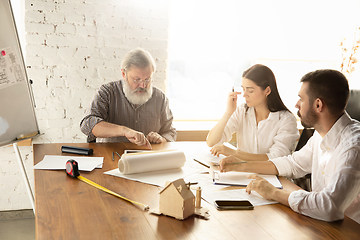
218, 69, 360, 223
80, 48, 176, 148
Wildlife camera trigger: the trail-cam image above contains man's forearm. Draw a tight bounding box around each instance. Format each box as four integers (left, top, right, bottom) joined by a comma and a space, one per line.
241, 161, 280, 175
92, 121, 127, 138
234, 149, 269, 161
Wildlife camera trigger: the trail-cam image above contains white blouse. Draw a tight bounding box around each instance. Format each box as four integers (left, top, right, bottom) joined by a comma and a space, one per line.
218, 103, 299, 159
271, 113, 360, 223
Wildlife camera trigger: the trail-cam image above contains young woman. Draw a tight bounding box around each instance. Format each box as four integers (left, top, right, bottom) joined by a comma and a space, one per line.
206, 64, 299, 162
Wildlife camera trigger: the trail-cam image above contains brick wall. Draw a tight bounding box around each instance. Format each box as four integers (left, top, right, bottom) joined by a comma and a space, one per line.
0, 0, 170, 211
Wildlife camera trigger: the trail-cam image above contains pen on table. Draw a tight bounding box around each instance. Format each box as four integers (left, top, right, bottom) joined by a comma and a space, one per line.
115, 152, 121, 158
113, 152, 121, 161
112, 152, 114, 161
193, 159, 210, 168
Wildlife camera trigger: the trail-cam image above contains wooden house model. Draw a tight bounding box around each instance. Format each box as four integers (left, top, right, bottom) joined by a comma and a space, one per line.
159, 178, 195, 220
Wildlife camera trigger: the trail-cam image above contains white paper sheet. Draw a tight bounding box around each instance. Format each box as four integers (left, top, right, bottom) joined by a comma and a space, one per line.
34, 155, 103, 171
212, 171, 283, 188
192, 150, 224, 168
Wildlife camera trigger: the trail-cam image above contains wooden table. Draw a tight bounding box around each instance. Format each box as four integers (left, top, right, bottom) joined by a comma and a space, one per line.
33, 142, 360, 240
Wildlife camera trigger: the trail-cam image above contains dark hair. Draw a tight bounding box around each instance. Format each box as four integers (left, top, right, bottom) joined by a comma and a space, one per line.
300, 69, 349, 116
242, 64, 289, 112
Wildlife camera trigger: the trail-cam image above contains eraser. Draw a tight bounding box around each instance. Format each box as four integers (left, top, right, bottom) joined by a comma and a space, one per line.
61, 145, 93, 155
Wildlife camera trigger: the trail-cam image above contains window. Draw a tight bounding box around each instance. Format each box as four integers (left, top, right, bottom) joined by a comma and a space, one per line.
168, 0, 360, 120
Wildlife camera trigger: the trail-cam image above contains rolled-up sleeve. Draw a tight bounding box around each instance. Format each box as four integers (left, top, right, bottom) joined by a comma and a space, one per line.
267, 113, 300, 159
80, 86, 109, 141
159, 96, 177, 142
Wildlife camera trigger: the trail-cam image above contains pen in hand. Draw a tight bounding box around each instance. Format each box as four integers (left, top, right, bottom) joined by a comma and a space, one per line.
232, 86, 235, 101
212, 161, 247, 167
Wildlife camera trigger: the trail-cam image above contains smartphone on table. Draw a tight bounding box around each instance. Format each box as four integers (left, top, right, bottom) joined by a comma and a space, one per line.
215, 200, 254, 210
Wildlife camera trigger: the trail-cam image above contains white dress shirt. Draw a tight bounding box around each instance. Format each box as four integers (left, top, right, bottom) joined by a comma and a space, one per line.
271, 112, 360, 223
219, 103, 299, 159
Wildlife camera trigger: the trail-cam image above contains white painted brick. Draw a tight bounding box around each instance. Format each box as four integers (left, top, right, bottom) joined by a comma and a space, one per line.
151, 28, 169, 39
65, 13, 85, 25
42, 54, 66, 66
128, 6, 151, 18
45, 34, 67, 47
75, 47, 100, 58
127, 28, 152, 39
25, 67, 52, 82
56, 23, 76, 34
124, 17, 143, 29
66, 107, 84, 119
104, 36, 127, 48
76, 3, 103, 16
98, 67, 117, 78
71, 35, 97, 47
32, 88, 52, 100
35, 108, 64, 121
75, 25, 97, 36
152, 81, 166, 92
154, 63, 167, 73
25, 10, 45, 23
85, 57, 105, 68
114, 49, 129, 59
26, 1, 56, 12
103, 59, 121, 69
47, 118, 72, 129
47, 77, 66, 88
35, 128, 65, 143
113, 4, 130, 16
141, 18, 168, 30
56, 2, 80, 13
99, 47, 116, 58
53, 65, 78, 78
25, 22, 55, 34
24, 56, 43, 66
64, 76, 87, 89
98, 26, 126, 37
45, 12, 66, 24
25, 33, 46, 45
141, 38, 168, 50
76, 68, 98, 80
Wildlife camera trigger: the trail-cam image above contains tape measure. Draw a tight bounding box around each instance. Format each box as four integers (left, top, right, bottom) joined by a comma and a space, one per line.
65, 159, 149, 211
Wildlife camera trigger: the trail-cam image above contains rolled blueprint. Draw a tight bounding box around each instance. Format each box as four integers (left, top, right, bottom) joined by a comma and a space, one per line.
118, 150, 186, 175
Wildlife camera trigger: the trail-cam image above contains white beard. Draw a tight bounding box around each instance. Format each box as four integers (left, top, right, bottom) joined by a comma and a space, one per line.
122, 78, 153, 105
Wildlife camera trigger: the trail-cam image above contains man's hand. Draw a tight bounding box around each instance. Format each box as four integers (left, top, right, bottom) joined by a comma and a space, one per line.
124, 128, 152, 149
147, 132, 167, 144
219, 155, 246, 172
210, 144, 234, 157
246, 174, 277, 200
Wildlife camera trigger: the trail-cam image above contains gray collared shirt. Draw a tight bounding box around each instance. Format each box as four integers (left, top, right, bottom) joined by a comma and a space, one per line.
80, 81, 176, 143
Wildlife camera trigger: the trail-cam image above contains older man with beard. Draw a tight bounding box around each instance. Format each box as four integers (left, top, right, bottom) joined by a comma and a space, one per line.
218, 69, 360, 224
80, 48, 176, 148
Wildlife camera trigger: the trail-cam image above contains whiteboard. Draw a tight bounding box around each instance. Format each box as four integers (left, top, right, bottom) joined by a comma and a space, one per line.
0, 0, 39, 147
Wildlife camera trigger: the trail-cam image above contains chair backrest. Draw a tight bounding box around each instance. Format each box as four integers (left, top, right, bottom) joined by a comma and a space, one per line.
346, 89, 360, 121
295, 128, 315, 151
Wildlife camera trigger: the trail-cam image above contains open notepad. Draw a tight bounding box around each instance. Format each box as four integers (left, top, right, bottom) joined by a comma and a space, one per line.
212, 171, 283, 189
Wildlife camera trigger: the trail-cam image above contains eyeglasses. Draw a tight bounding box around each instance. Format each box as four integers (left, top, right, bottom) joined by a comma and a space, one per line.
126, 74, 152, 85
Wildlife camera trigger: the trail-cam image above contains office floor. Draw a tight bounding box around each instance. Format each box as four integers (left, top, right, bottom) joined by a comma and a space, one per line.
0, 210, 35, 240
